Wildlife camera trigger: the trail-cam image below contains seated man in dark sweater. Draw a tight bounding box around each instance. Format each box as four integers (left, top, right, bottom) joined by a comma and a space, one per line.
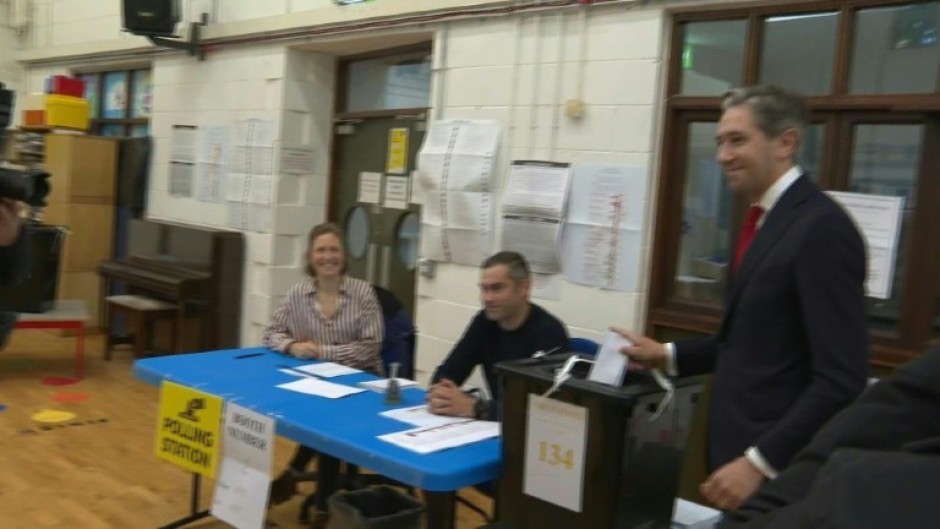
427, 251, 569, 421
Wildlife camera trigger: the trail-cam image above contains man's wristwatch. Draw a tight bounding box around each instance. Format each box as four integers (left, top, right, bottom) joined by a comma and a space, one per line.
473, 397, 489, 420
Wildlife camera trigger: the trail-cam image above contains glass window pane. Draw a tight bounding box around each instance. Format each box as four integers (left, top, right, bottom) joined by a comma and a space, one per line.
850, 2, 940, 94
674, 121, 733, 305
760, 12, 838, 95
102, 71, 128, 119
131, 70, 152, 118
679, 20, 747, 96
131, 124, 150, 137
344, 206, 371, 259
344, 52, 431, 113
99, 124, 125, 137
849, 124, 924, 335
800, 123, 825, 182
79, 74, 99, 118
396, 212, 420, 271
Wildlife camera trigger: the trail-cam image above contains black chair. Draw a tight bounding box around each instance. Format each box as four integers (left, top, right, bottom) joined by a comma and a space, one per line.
294, 285, 418, 522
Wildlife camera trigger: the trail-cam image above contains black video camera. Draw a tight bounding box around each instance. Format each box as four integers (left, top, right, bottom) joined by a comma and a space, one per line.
0, 82, 50, 208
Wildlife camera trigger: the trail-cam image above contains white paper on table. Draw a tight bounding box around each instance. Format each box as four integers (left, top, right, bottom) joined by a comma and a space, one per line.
587, 331, 631, 386
295, 362, 362, 378
523, 394, 587, 513
359, 378, 419, 393
358, 171, 382, 204
378, 420, 500, 454
276, 378, 365, 399
380, 405, 471, 427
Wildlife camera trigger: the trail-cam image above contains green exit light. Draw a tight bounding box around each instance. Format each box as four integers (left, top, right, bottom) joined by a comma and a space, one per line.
683, 44, 694, 70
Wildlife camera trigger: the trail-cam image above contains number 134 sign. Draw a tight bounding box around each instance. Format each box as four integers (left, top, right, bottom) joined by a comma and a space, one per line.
523, 394, 588, 512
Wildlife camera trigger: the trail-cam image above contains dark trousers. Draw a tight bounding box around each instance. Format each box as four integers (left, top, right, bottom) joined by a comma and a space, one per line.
288, 445, 341, 511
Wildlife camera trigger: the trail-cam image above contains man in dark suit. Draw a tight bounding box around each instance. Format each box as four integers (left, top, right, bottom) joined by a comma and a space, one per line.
719, 345, 940, 528
616, 85, 869, 510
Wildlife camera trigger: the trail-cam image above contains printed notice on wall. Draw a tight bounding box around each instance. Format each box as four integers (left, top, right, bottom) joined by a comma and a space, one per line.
523, 394, 587, 512
358, 171, 382, 204
195, 125, 230, 203
384, 176, 410, 210
561, 164, 649, 291
169, 125, 197, 198
416, 120, 500, 265
827, 191, 904, 299
501, 161, 572, 274
387, 127, 409, 174
211, 403, 275, 529
280, 146, 315, 175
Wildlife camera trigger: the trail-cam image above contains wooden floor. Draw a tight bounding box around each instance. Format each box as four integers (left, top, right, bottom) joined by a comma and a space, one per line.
0, 330, 492, 529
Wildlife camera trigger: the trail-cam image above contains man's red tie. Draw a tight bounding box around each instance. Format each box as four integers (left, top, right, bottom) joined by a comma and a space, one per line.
733, 205, 765, 273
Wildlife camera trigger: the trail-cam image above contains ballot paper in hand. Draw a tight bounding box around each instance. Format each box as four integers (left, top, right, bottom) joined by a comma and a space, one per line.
672, 498, 721, 529
587, 331, 631, 386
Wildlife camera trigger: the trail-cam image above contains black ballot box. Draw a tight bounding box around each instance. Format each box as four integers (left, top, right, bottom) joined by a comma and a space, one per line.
494, 354, 703, 529
0, 224, 65, 313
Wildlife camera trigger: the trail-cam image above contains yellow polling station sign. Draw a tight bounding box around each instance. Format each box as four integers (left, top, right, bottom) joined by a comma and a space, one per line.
155, 381, 223, 477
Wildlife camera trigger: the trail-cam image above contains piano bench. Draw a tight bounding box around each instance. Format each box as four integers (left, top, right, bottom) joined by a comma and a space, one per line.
104, 295, 179, 360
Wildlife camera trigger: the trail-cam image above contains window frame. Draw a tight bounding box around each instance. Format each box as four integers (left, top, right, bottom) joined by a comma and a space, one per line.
648, 0, 940, 368
75, 67, 151, 137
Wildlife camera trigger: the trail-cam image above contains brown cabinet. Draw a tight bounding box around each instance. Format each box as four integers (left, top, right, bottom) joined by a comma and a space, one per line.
41, 134, 118, 329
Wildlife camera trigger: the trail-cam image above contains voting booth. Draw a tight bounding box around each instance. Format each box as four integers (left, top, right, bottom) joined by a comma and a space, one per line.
494, 354, 703, 529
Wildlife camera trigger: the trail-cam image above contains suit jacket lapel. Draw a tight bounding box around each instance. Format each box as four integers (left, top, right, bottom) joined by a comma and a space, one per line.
722, 175, 815, 332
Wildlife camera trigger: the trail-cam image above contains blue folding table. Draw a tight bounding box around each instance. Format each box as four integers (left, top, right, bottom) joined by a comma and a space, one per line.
134, 347, 502, 529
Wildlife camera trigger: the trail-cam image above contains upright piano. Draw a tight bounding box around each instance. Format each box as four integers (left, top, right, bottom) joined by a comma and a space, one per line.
97, 219, 245, 352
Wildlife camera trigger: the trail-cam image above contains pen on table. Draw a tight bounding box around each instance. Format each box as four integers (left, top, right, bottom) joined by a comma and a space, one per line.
234, 352, 264, 359
276, 365, 319, 378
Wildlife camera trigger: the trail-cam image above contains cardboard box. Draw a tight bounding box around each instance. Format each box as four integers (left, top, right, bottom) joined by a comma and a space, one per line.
44, 94, 90, 130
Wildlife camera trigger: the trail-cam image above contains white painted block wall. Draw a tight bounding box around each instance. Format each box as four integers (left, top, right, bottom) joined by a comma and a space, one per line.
15, 1, 675, 387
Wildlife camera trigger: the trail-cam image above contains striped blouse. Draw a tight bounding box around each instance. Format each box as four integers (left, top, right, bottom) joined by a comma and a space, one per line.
262, 276, 384, 375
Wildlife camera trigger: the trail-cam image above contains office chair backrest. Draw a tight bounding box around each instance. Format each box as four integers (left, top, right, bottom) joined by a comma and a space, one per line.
569, 337, 600, 357
372, 285, 416, 379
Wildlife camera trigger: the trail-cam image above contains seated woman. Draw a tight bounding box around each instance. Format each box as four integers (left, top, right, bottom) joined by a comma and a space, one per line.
263, 222, 383, 524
